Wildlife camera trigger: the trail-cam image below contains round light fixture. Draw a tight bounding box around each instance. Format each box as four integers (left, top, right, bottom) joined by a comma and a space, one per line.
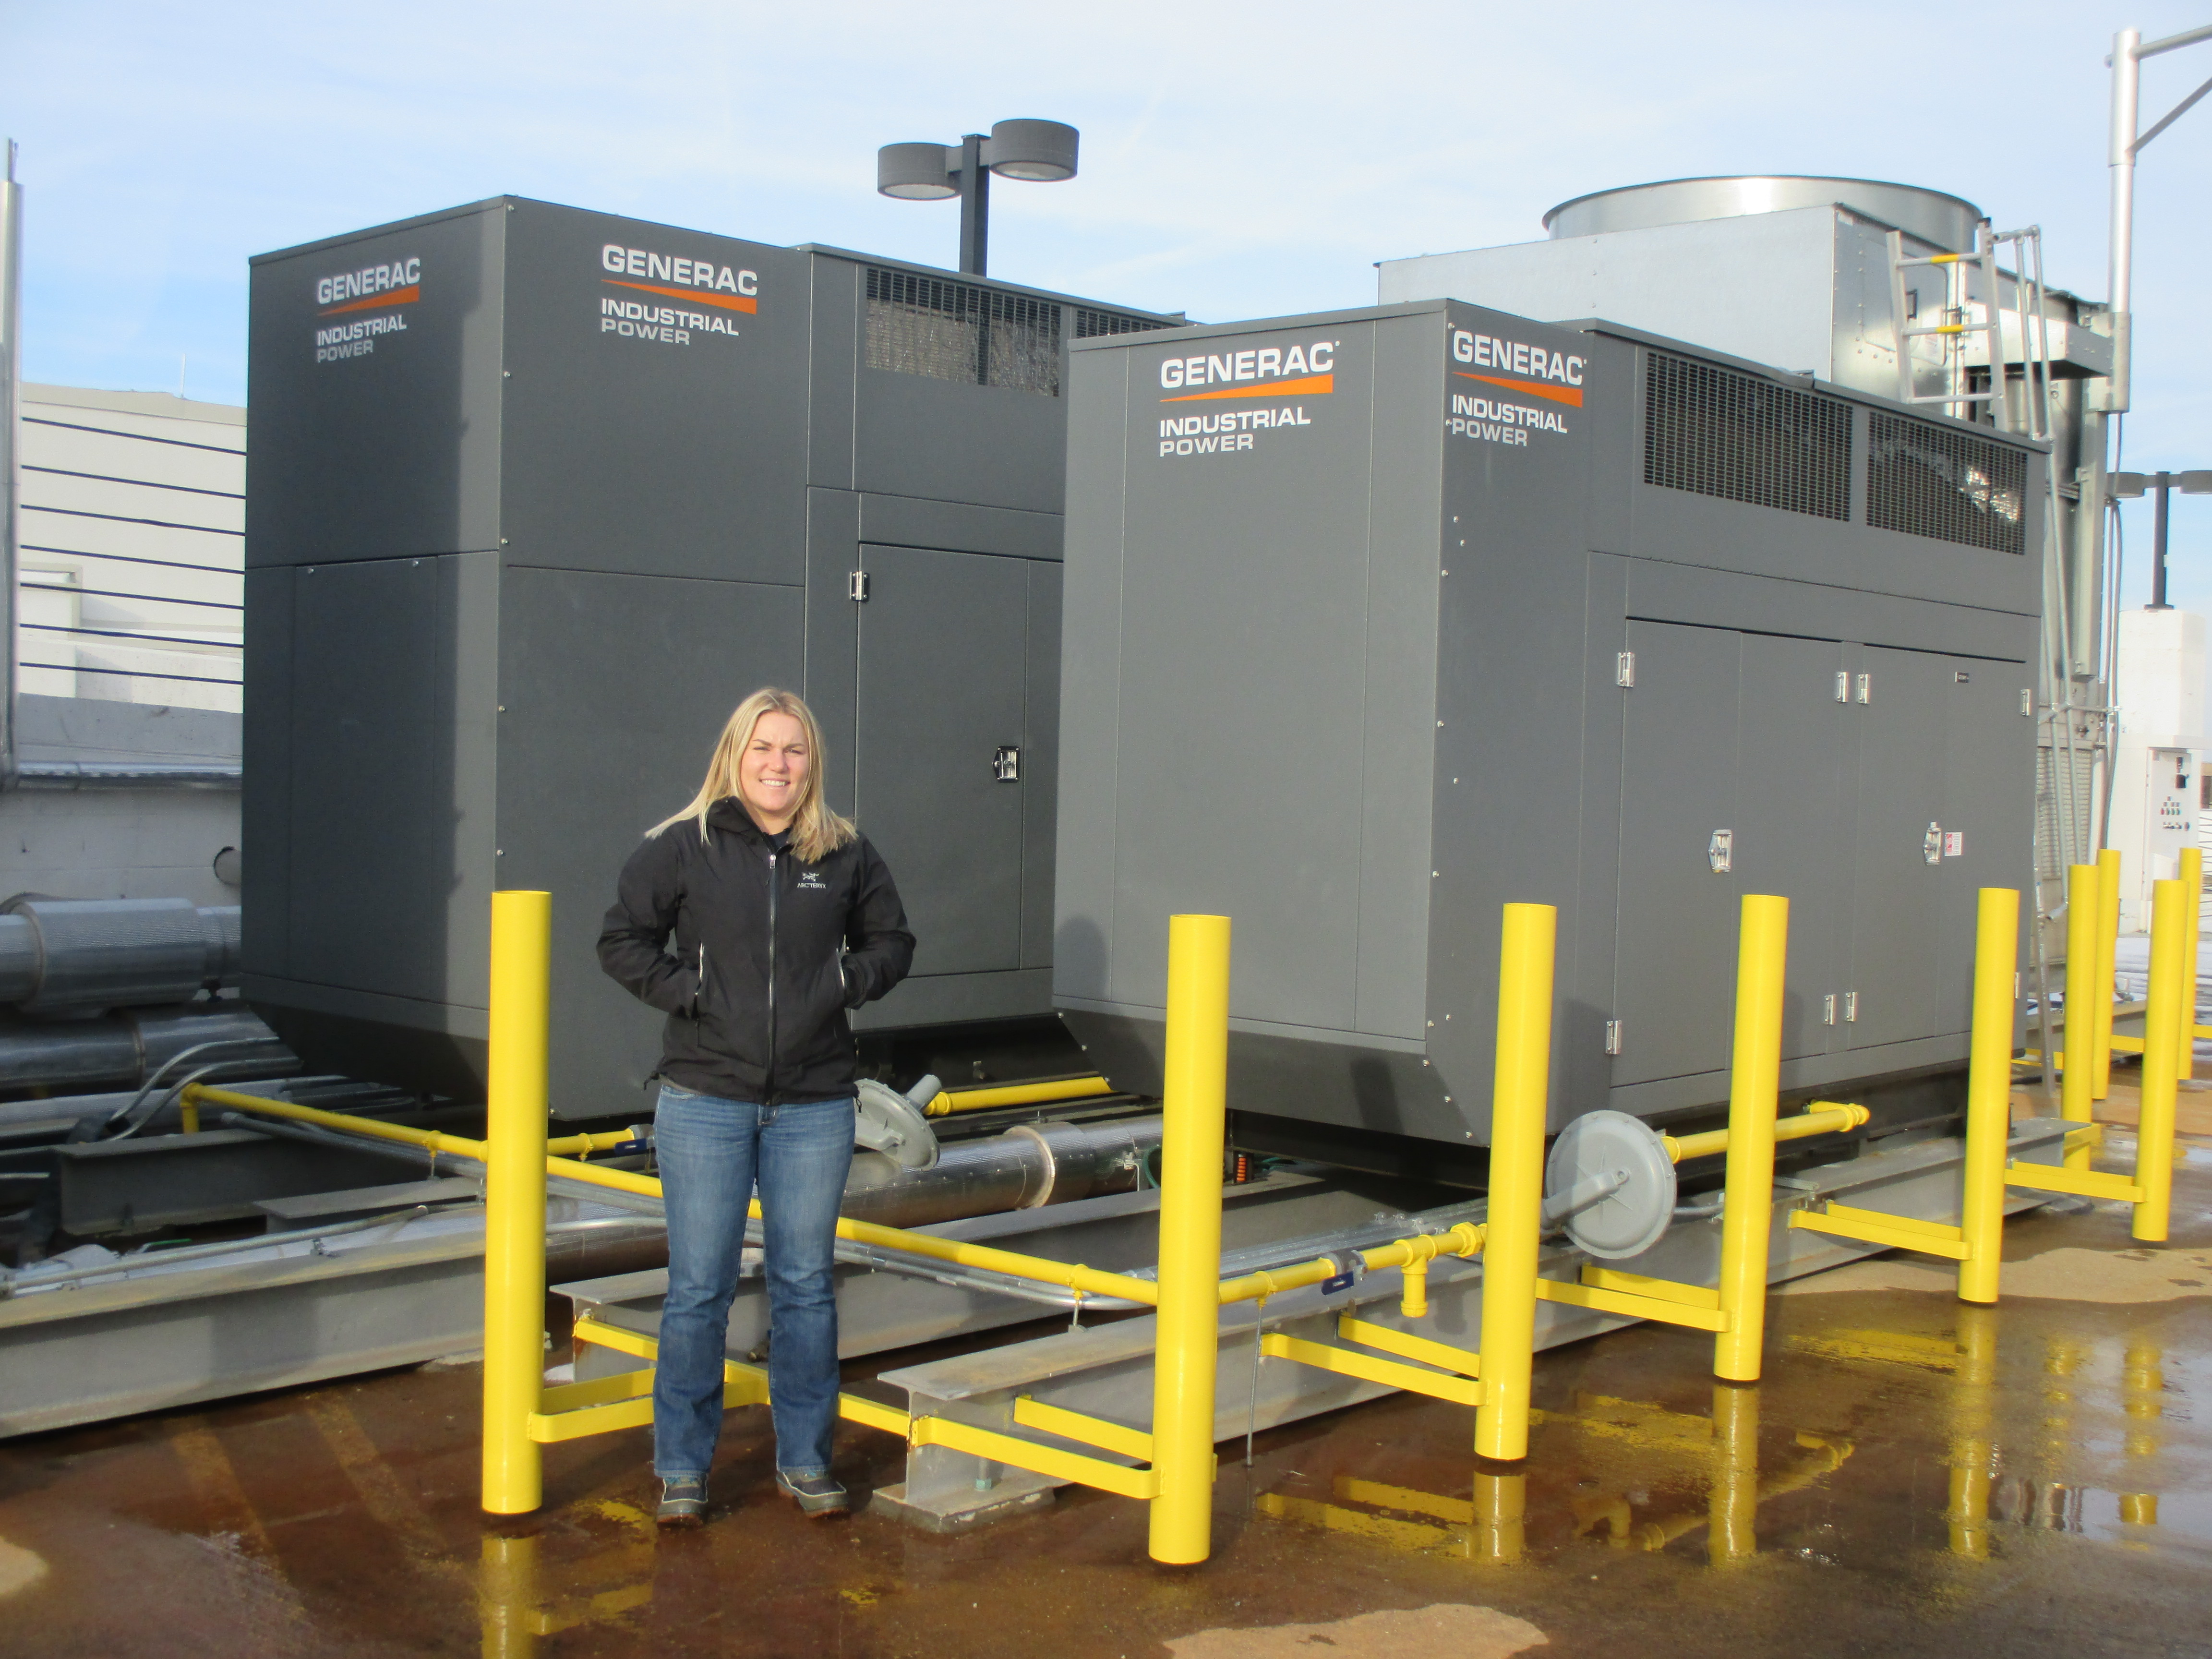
984, 119, 1079, 182
877, 142, 957, 200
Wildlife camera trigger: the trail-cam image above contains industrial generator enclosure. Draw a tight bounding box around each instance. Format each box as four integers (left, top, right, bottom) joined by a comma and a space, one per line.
244, 195, 1179, 1117
1054, 300, 2043, 1164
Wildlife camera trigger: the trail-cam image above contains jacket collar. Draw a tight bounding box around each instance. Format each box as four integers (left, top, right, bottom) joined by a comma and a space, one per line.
705, 796, 790, 847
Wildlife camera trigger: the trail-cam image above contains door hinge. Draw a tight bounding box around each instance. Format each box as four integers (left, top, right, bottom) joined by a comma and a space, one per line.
1843, 991, 1859, 1023
1615, 651, 1635, 687
848, 570, 870, 602
1604, 1019, 1623, 1056
1822, 993, 1837, 1025
1855, 672, 1872, 704
1834, 671, 1849, 703
2020, 689, 2034, 717
993, 745, 1021, 782
1707, 828, 1733, 874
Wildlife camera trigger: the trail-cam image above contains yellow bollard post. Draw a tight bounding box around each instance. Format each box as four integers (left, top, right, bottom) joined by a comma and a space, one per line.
1147, 913, 1232, 1566
2179, 846, 2202, 1081
2093, 848, 2121, 1099
1707, 1382, 1760, 1565
1713, 894, 1788, 1382
2134, 878, 2185, 1242
1473, 903, 1556, 1463
1957, 888, 2019, 1305
2061, 862, 2101, 1169
481, 890, 553, 1516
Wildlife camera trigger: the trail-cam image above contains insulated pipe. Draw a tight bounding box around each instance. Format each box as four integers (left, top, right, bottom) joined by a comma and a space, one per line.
481, 891, 550, 1516
2108, 28, 2140, 413
1958, 888, 2019, 1305
839, 1114, 1157, 1227
0, 1004, 289, 1093
2134, 877, 2185, 1242
1474, 902, 1554, 1463
2094, 848, 2122, 1097
1713, 894, 1788, 1383
0, 901, 242, 1016
1148, 913, 1231, 1567
2063, 862, 2101, 1168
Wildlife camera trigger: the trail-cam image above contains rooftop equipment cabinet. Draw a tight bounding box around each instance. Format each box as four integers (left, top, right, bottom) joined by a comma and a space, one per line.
1054, 300, 2044, 1178
243, 196, 1178, 1117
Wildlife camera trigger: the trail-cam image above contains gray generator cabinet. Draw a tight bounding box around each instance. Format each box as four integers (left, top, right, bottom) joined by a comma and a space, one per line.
1054, 300, 2042, 1168
243, 195, 1178, 1117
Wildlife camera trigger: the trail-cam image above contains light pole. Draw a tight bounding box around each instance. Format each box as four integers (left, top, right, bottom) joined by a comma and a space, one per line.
2105, 24, 2212, 413
877, 120, 1079, 277
2111, 470, 2212, 609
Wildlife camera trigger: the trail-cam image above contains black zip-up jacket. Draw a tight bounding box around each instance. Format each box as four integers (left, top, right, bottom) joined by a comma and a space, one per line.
597, 799, 915, 1105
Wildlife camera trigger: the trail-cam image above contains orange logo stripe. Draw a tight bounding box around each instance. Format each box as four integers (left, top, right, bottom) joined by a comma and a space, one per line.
1161, 373, 1333, 404
321, 285, 419, 316
1453, 370, 1582, 408
604, 278, 757, 314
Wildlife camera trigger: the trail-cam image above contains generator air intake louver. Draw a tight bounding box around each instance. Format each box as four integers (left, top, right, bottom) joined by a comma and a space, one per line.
865, 268, 1063, 397
1073, 308, 1175, 339
1643, 353, 1851, 521
1866, 412, 2026, 555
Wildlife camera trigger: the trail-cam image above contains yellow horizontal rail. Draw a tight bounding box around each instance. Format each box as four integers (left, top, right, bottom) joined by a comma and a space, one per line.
1664, 1102, 1868, 1164
1013, 1396, 1154, 1462
925, 1076, 1117, 1117
909, 1416, 1160, 1502
1580, 1264, 1720, 1310
1534, 1276, 1730, 1332
1787, 1203, 1969, 1261
1217, 1221, 1484, 1306
2005, 1163, 2144, 1203
538, 1366, 656, 1413
1262, 1333, 1485, 1407
529, 1377, 763, 1444
194, 1086, 1162, 1306
1337, 1315, 1482, 1378
567, 1316, 907, 1438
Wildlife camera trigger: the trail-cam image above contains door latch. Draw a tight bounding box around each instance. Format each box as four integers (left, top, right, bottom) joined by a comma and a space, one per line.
1615, 651, 1635, 687
1707, 828, 1733, 874
993, 746, 1021, 782
1923, 822, 1943, 866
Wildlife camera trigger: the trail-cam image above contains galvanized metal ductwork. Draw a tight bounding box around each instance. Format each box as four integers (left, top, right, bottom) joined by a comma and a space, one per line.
0, 899, 241, 1016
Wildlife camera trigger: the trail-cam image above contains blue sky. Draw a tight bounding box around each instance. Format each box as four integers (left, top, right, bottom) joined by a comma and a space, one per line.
3, 0, 2205, 603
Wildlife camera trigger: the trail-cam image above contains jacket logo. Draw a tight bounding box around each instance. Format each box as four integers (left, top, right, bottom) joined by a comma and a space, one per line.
795, 872, 829, 891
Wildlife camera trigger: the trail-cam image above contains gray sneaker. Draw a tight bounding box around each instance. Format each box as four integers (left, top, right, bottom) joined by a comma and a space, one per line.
656, 1475, 708, 1529
775, 1469, 850, 1517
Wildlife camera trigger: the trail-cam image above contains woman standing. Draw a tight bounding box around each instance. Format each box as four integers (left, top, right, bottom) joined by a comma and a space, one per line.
599, 688, 914, 1527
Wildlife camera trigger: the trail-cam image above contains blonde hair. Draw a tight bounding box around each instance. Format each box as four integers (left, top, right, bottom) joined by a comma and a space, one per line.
650, 688, 856, 863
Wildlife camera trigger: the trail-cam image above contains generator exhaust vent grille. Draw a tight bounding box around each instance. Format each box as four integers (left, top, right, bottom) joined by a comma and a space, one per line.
1866, 411, 2027, 554
1643, 353, 1852, 521
865, 268, 1063, 397
1073, 307, 1176, 339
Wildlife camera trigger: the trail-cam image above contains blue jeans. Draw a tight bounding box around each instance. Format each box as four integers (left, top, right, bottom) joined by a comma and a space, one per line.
651, 1083, 854, 1482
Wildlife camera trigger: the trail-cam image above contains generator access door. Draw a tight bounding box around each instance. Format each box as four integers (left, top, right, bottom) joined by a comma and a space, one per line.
853, 545, 1055, 987
1611, 620, 1851, 1090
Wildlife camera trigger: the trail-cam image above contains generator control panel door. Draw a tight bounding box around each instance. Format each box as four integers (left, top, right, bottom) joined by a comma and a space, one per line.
854, 544, 1030, 978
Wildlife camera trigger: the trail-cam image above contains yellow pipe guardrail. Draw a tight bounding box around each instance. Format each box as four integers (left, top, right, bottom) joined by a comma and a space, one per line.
924, 1076, 1116, 1117
1714, 894, 1788, 1382
483, 889, 552, 1515
1475, 901, 1553, 1460
2062, 860, 2101, 1169
2094, 847, 2122, 1098
1662, 1101, 1868, 1165
1147, 913, 1232, 1564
